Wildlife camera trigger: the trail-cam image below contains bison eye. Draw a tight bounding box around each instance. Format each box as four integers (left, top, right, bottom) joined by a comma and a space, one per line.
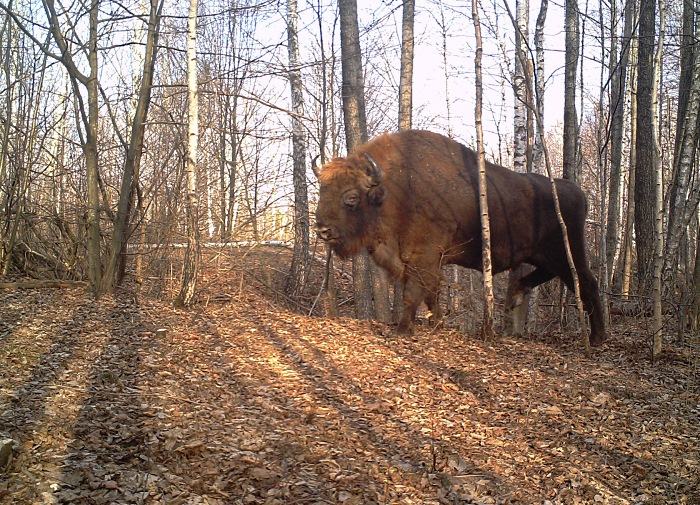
342, 190, 360, 209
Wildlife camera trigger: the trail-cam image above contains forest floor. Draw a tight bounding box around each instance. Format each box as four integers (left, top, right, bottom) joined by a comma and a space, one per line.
1, 247, 699, 505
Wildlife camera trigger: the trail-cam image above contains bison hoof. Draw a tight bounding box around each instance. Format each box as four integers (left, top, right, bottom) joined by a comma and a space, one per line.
589, 332, 608, 347
429, 318, 444, 330
396, 322, 415, 336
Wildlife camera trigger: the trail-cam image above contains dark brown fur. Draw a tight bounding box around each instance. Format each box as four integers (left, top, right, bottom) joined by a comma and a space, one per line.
315, 130, 606, 345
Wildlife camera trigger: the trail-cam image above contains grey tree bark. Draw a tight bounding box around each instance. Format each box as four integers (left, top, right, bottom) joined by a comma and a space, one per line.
285, 0, 310, 299
665, 0, 700, 280
605, 0, 636, 282
634, 0, 658, 295
563, 0, 580, 183
102, 0, 163, 293
338, 0, 373, 319
532, 0, 548, 174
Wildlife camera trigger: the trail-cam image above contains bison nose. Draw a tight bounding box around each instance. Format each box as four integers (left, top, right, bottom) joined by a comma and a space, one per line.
316, 225, 334, 241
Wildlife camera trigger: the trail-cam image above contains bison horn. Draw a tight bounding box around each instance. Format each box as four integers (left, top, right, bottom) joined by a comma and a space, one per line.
311, 155, 321, 178
364, 154, 383, 185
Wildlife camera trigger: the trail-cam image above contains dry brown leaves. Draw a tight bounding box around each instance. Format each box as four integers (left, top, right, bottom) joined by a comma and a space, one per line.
1, 252, 699, 504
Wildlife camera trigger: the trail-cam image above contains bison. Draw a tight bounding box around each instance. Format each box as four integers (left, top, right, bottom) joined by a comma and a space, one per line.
314, 130, 606, 346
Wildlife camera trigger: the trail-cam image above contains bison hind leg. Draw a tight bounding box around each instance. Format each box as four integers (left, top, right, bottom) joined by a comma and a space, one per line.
506, 266, 555, 309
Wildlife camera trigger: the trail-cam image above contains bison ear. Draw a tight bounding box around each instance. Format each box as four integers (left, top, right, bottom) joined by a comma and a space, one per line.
364, 154, 383, 185
367, 186, 385, 206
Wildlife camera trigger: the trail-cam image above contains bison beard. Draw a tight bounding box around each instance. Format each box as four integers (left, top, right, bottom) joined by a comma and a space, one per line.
314, 130, 607, 346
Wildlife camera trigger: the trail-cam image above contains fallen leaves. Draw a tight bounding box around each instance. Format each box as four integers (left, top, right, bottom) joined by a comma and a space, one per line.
0, 252, 699, 504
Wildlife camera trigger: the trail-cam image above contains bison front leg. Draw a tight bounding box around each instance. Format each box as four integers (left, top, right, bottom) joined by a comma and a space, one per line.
397, 277, 423, 335
425, 289, 443, 329
397, 264, 442, 335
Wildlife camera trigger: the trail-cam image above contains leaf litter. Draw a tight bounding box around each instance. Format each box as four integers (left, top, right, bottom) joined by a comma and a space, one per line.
0, 249, 699, 504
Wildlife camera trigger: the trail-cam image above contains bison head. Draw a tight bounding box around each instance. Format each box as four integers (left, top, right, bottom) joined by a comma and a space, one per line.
315, 153, 385, 259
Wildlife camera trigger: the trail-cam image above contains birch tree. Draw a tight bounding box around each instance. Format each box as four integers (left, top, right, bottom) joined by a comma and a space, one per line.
176, 0, 201, 306
472, 0, 494, 339
285, 0, 310, 299
665, 0, 700, 280
394, 0, 414, 324
505, 0, 533, 336
532, 0, 548, 174
651, 0, 666, 360
605, 0, 636, 282
513, 0, 530, 173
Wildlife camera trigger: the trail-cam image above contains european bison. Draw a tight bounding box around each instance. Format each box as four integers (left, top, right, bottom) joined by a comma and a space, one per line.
314, 130, 606, 346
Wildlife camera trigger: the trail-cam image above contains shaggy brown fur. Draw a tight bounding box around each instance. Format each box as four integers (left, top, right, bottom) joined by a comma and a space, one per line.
315, 130, 606, 346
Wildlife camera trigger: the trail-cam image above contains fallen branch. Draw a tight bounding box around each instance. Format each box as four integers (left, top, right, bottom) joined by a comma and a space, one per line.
0, 280, 87, 289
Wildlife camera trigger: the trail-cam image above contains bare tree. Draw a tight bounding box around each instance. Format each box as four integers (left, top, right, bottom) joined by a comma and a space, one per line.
532, 0, 548, 174
394, 0, 415, 324
176, 0, 201, 306
473, 0, 495, 339
102, 0, 164, 293
563, 0, 580, 183
398, 0, 414, 132
605, 0, 636, 283
665, 0, 700, 281
651, 0, 666, 360
285, 0, 310, 299
505, 0, 534, 336
635, 0, 658, 295
339, 0, 373, 319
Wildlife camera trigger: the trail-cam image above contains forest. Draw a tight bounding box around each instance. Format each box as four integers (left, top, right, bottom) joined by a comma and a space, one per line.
0, 0, 699, 503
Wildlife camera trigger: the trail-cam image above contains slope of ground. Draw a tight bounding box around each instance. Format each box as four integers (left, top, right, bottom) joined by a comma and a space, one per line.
1, 250, 699, 504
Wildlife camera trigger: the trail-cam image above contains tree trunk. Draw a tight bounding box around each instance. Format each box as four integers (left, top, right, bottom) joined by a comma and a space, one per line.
563, 0, 580, 183
285, 0, 310, 299
532, 0, 547, 174
513, 0, 529, 173
85, 0, 102, 294
394, 0, 414, 324
505, 0, 534, 336
690, 229, 700, 330
651, 0, 666, 361
398, 0, 414, 132
102, 0, 163, 293
665, 0, 700, 280
606, 0, 636, 283
176, 0, 201, 307
472, 0, 494, 339
621, 86, 637, 299
339, 0, 373, 319
634, 0, 658, 296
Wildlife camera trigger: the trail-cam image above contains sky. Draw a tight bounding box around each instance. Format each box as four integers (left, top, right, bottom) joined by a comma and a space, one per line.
353, 0, 581, 157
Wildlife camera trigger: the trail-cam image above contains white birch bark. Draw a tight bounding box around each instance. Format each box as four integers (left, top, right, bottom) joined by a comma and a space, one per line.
177, 0, 201, 306
651, 0, 666, 360
665, 0, 700, 276
513, 0, 529, 173
472, 0, 494, 339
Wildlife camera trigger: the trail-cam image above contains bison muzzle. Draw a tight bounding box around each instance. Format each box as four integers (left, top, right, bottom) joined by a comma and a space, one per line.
314, 130, 607, 346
